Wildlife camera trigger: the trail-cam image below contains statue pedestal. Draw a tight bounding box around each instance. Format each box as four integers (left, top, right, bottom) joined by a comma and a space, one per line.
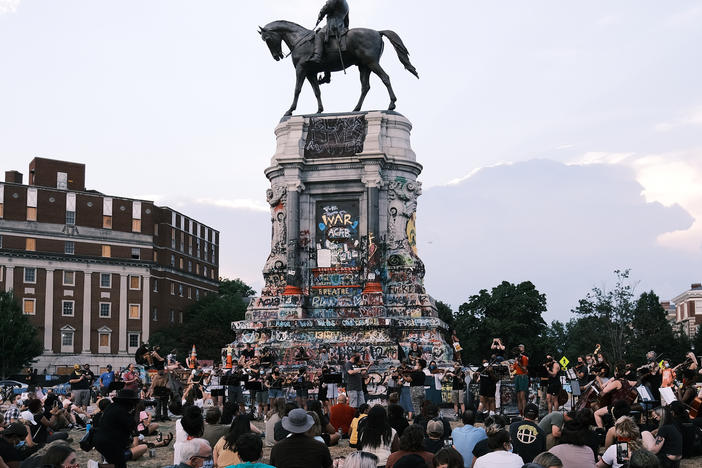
234, 111, 452, 367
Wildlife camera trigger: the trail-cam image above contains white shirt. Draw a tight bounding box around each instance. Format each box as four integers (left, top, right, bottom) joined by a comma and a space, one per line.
601, 444, 624, 468
474, 451, 524, 468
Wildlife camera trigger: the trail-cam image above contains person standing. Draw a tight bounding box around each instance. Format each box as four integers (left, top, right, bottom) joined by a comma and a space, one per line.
121, 363, 140, 393
406, 359, 427, 420
344, 354, 369, 409
444, 363, 467, 417
99, 364, 115, 396
68, 364, 91, 412
512, 344, 529, 416
147, 369, 171, 421
544, 355, 561, 414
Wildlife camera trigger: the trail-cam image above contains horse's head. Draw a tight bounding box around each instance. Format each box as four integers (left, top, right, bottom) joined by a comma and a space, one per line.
259, 24, 284, 61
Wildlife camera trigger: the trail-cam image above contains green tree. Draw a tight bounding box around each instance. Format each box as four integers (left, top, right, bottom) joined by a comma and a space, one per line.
0, 292, 43, 378
436, 300, 454, 329
629, 291, 687, 365
149, 278, 254, 362
454, 281, 548, 363
572, 269, 636, 362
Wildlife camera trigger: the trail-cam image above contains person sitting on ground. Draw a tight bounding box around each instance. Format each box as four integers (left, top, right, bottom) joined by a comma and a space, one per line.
415, 403, 451, 442
265, 398, 286, 447
24, 398, 69, 446
539, 409, 575, 450
93, 389, 149, 468
306, 411, 332, 445
451, 410, 486, 468
0, 423, 28, 468
597, 416, 643, 468
349, 404, 370, 448
531, 451, 563, 468
548, 420, 596, 468
509, 403, 545, 463
135, 400, 159, 436
174, 405, 205, 465
226, 433, 274, 468
628, 449, 660, 468
388, 401, 410, 438
342, 451, 379, 468
424, 420, 445, 454
471, 414, 509, 464
269, 408, 333, 468
432, 447, 464, 468
357, 405, 400, 468
473, 424, 524, 468
603, 400, 631, 450
3, 395, 21, 425
307, 400, 340, 446
329, 394, 356, 437
274, 403, 298, 442
38, 444, 77, 468
386, 424, 434, 468
202, 407, 228, 450
641, 406, 683, 467
213, 413, 254, 468
164, 438, 213, 468
90, 397, 111, 428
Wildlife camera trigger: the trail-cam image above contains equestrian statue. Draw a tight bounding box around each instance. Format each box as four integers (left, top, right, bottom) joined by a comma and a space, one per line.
258, 0, 419, 117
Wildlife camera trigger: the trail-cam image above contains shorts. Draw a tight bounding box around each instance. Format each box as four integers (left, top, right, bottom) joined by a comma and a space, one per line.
410, 386, 425, 412
452, 389, 465, 404
227, 386, 244, 404
256, 391, 269, 404
547, 378, 562, 396
269, 388, 283, 399
210, 388, 224, 397
326, 383, 339, 399
74, 389, 91, 407
347, 390, 365, 408
296, 389, 309, 399
514, 374, 529, 392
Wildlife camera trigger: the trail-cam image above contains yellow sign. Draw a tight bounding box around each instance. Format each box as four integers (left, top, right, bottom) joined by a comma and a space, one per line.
559, 356, 570, 369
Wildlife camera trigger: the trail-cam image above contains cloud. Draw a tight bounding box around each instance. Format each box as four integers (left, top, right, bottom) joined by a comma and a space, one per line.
195, 197, 269, 213
655, 107, 702, 132
417, 159, 697, 321
0, 0, 19, 15
445, 161, 514, 186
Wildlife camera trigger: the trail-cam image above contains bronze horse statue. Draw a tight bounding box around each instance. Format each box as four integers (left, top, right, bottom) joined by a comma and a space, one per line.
259, 20, 419, 116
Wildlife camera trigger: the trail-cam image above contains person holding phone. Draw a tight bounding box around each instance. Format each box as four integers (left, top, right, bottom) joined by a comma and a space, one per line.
597, 416, 643, 468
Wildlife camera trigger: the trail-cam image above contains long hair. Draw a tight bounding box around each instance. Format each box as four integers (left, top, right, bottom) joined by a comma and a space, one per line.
359, 405, 392, 449
653, 406, 673, 431
343, 451, 379, 468
614, 416, 643, 452
181, 405, 204, 438
306, 411, 322, 438
223, 414, 252, 451
40, 444, 75, 467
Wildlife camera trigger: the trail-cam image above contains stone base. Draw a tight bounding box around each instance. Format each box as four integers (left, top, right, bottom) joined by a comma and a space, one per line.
34, 352, 133, 375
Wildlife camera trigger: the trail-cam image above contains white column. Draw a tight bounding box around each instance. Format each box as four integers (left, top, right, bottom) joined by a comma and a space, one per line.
82, 272, 92, 353
44, 269, 54, 353
119, 274, 128, 353
5, 266, 13, 292
142, 276, 150, 343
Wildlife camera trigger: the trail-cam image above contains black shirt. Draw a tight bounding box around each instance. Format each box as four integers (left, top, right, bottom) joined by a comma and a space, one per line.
452, 371, 466, 390
658, 424, 683, 457
70, 370, 91, 390
424, 436, 444, 454
509, 419, 546, 463
472, 438, 489, 460
270, 433, 333, 468
0, 438, 22, 464
409, 370, 426, 387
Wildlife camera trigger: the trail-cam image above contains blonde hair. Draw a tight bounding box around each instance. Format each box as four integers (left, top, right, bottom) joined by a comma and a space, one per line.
306, 411, 322, 437
615, 416, 643, 452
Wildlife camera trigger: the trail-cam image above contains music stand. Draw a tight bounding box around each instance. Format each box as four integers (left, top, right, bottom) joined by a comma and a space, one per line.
659, 387, 677, 406
323, 373, 342, 384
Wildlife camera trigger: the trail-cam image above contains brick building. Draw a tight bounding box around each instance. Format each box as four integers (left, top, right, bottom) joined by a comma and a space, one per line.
0, 158, 219, 372
671, 283, 702, 338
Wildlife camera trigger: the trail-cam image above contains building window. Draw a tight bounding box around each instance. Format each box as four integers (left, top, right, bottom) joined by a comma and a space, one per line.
57, 171, 68, 190
152, 279, 158, 292
24, 267, 36, 283
195, 289, 199, 300
180, 232, 184, 252
63, 271, 75, 286
129, 304, 140, 319
188, 287, 192, 299
62, 300, 74, 316
65, 211, 75, 226
100, 273, 111, 288
179, 311, 183, 323
132, 219, 141, 233
131, 248, 140, 260
64, 241, 75, 255
152, 307, 158, 321
98, 327, 111, 354
23, 298, 36, 315
188, 261, 192, 272
171, 229, 176, 249
128, 333, 140, 352
99, 303, 111, 318
60, 327, 75, 353
169, 310, 175, 323
129, 275, 141, 290
203, 266, 208, 277
178, 284, 183, 297
196, 264, 200, 274
153, 251, 158, 262
179, 258, 184, 269
170, 255, 175, 267
26, 238, 36, 251
101, 245, 111, 257
154, 224, 158, 236
170, 282, 175, 295
103, 215, 112, 229
26, 207, 37, 221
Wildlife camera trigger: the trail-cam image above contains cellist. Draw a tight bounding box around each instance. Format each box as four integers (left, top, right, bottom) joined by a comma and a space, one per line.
594, 362, 637, 428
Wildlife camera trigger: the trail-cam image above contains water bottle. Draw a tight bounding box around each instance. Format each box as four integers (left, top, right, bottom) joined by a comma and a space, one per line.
86, 423, 92, 433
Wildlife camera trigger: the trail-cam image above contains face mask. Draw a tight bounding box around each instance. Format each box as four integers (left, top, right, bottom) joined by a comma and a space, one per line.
598, 358, 603, 363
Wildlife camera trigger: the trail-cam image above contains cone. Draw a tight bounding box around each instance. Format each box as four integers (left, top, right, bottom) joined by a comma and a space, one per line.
225, 345, 233, 369
189, 345, 197, 369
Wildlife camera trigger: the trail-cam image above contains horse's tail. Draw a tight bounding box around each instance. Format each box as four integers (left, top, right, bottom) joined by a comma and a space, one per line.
379, 30, 419, 78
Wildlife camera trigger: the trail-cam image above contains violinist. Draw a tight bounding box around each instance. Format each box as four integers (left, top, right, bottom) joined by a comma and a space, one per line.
408, 342, 422, 364
267, 367, 285, 406
594, 362, 636, 428
544, 355, 561, 413
592, 353, 611, 387
575, 356, 590, 387
639, 351, 662, 406
477, 359, 498, 416
294, 367, 309, 409
511, 344, 529, 416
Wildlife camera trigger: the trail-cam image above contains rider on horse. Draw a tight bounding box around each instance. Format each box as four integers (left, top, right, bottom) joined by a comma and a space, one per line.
310, 0, 349, 64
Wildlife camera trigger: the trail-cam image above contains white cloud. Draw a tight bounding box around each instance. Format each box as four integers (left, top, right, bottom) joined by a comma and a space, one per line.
0, 0, 19, 15
567, 152, 635, 166
445, 161, 514, 186
195, 197, 269, 212
655, 107, 702, 132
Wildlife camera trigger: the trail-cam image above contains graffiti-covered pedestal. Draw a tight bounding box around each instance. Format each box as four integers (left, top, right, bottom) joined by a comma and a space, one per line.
234, 111, 452, 367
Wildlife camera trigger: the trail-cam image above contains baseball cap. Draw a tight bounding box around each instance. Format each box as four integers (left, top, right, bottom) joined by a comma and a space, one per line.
19, 410, 37, 425
427, 420, 444, 437
3, 422, 28, 438
525, 403, 539, 418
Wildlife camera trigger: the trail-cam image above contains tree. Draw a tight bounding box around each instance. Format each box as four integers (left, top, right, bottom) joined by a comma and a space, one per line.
629, 291, 687, 365
454, 281, 548, 363
572, 269, 636, 363
436, 300, 454, 342
0, 291, 43, 378
149, 278, 254, 362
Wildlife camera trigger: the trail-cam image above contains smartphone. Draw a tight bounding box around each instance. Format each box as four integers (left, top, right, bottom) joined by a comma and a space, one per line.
616, 442, 628, 464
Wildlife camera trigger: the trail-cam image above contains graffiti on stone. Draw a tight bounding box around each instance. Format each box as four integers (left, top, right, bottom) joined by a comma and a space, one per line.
304, 115, 366, 158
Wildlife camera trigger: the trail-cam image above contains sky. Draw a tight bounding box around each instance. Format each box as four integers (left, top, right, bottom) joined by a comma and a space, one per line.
1, 1, 701, 323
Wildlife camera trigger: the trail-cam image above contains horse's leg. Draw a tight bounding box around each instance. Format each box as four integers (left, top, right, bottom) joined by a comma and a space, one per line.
368, 62, 397, 111
306, 72, 324, 114
285, 67, 306, 117
353, 66, 371, 112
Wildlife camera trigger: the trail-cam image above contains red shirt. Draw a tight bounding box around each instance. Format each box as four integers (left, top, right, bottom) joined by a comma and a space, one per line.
513, 355, 529, 375
329, 403, 356, 435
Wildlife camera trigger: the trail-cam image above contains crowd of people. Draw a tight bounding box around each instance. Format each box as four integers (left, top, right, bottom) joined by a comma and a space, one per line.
2, 338, 702, 468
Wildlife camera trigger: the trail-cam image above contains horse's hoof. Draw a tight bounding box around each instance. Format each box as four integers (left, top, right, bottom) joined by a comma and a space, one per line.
353, 106, 361, 112
284, 110, 293, 117
388, 102, 396, 111
317, 108, 324, 114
